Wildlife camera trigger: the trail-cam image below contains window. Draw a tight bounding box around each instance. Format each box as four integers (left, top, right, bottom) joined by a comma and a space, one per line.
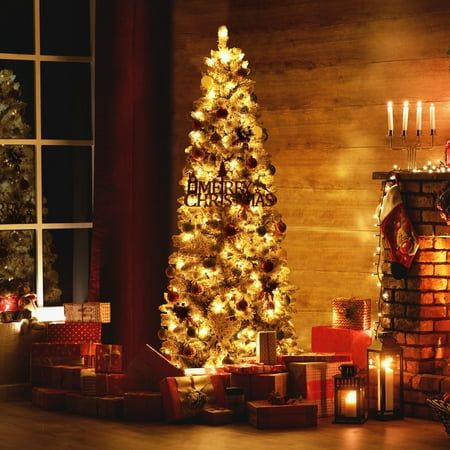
0, 0, 94, 307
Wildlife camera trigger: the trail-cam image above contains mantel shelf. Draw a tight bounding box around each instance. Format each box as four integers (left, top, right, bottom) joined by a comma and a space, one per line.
372, 171, 450, 181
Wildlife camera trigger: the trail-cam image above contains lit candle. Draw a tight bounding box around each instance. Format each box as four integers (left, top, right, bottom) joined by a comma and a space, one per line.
383, 357, 394, 411
387, 101, 394, 134
344, 390, 358, 417
402, 101, 409, 134
430, 103, 436, 131
416, 101, 422, 133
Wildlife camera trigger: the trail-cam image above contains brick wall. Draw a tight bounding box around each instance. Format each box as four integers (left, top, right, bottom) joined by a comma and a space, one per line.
379, 173, 450, 420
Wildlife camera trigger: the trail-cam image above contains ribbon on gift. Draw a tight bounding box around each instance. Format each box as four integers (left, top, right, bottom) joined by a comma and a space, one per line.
101, 344, 122, 372
176, 375, 215, 418
0, 293, 21, 313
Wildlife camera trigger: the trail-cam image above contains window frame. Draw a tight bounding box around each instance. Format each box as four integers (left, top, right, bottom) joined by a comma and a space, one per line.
0, 0, 95, 306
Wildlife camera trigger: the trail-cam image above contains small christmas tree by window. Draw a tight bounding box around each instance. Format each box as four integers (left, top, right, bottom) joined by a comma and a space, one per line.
0, 69, 61, 317
160, 27, 298, 368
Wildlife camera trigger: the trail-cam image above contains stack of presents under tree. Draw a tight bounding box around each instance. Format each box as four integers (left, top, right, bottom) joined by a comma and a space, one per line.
31, 298, 374, 427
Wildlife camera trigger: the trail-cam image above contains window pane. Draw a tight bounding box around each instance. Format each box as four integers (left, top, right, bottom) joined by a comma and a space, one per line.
0, 230, 35, 296
42, 146, 92, 223
40, 0, 91, 56
0, 145, 35, 224
0, 0, 34, 54
41, 62, 92, 140
44, 229, 91, 305
0, 62, 35, 138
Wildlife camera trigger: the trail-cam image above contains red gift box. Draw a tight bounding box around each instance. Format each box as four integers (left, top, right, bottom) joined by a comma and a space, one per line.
31, 342, 85, 365
50, 365, 82, 390
97, 396, 124, 420
126, 344, 184, 391
31, 364, 53, 387
96, 373, 126, 396
124, 391, 163, 422
160, 374, 231, 422
287, 361, 351, 418
47, 322, 102, 344
247, 400, 317, 429
0, 293, 21, 312
32, 387, 67, 411
278, 353, 352, 364
201, 408, 233, 426
311, 326, 372, 369
223, 363, 285, 375
250, 373, 288, 400
95, 344, 123, 373
65, 392, 98, 417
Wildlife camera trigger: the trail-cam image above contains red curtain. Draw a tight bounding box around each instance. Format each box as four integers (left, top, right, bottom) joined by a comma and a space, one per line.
90, 0, 172, 367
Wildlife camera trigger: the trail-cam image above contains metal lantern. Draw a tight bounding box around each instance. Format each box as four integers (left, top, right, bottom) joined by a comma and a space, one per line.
367, 333, 404, 420
334, 365, 367, 424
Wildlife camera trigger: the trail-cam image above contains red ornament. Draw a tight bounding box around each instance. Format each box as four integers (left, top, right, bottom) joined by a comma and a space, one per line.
246, 157, 257, 169
189, 282, 203, 295
275, 221, 287, 234
261, 260, 274, 273
167, 290, 179, 302
216, 108, 228, 119
224, 224, 237, 237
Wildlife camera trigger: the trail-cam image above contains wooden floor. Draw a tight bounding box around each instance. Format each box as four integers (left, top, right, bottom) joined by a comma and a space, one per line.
0, 402, 447, 450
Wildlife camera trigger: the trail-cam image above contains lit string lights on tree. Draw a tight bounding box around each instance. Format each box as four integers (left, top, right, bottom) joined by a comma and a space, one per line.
0, 69, 61, 311
159, 26, 298, 368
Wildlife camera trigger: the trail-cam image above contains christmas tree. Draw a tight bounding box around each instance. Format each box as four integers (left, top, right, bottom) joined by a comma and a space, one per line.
0, 69, 61, 316
160, 27, 298, 368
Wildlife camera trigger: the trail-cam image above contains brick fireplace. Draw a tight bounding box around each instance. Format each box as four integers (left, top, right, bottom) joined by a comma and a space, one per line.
375, 172, 450, 419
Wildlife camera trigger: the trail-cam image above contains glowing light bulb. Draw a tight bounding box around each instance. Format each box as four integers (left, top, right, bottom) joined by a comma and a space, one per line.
219, 49, 231, 64
218, 25, 228, 48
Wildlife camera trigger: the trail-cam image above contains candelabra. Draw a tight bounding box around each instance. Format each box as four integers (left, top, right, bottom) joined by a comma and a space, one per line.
386, 101, 436, 170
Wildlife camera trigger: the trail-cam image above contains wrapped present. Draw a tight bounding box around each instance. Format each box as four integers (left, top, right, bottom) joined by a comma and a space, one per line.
287, 361, 351, 417
32, 387, 67, 411
31, 364, 53, 387
81, 342, 99, 368
256, 331, 277, 365
97, 396, 124, 420
250, 372, 288, 401
160, 374, 230, 422
65, 392, 98, 417
223, 363, 285, 375
95, 344, 123, 373
31, 342, 85, 366
247, 400, 318, 429
47, 322, 102, 344
64, 302, 111, 323
124, 391, 163, 422
80, 368, 97, 396
279, 353, 352, 364
311, 326, 372, 369
0, 293, 21, 312
201, 407, 233, 425
50, 365, 82, 390
332, 298, 371, 330
126, 344, 184, 391
96, 373, 126, 396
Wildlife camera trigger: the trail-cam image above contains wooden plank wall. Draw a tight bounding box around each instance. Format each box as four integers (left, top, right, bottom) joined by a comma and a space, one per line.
171, 0, 450, 349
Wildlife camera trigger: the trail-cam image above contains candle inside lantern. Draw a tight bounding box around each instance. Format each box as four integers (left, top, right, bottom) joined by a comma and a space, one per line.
430, 103, 436, 131
402, 101, 409, 134
387, 101, 394, 134
344, 390, 358, 417
382, 357, 394, 411
416, 101, 422, 133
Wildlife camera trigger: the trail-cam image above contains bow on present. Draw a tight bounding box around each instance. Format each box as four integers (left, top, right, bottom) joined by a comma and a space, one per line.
101, 345, 122, 371
176, 375, 215, 418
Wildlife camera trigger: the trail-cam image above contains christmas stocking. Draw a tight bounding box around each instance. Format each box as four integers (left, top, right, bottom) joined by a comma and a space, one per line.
380, 183, 419, 280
